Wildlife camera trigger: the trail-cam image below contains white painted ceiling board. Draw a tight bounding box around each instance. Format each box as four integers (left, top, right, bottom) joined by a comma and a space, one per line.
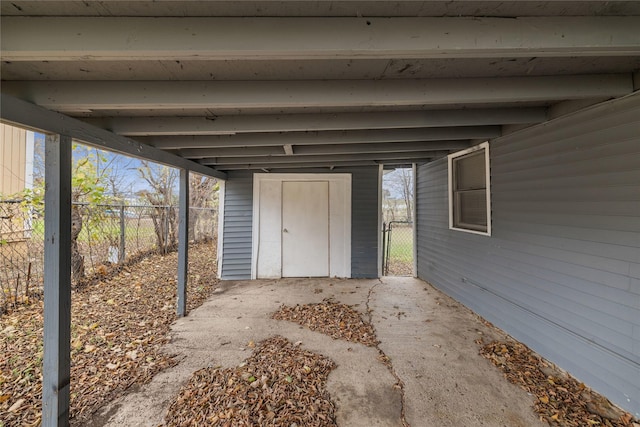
1, 1, 638, 171
3, 1, 640, 17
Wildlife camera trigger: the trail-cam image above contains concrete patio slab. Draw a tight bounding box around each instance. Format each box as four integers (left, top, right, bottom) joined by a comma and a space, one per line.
93, 277, 545, 427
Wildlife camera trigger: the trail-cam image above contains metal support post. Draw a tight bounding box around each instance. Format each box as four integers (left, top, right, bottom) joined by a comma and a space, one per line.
177, 169, 189, 317
381, 222, 386, 276
42, 134, 72, 427
119, 204, 125, 264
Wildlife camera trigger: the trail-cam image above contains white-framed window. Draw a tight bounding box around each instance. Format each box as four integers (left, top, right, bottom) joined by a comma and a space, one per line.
448, 141, 491, 236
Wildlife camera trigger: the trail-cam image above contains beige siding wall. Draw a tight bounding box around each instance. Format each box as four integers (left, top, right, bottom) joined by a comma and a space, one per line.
0, 123, 28, 196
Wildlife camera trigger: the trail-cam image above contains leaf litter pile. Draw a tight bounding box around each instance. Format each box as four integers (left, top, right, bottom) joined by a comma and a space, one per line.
386, 259, 413, 277
272, 298, 378, 347
480, 340, 639, 427
0, 241, 218, 426
165, 335, 336, 427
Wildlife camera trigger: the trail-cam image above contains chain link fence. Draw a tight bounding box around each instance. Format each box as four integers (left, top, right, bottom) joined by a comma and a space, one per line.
382, 221, 414, 276
0, 200, 217, 313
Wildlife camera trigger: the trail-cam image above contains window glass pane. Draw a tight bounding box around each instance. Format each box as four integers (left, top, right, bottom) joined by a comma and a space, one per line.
455, 150, 485, 190
455, 190, 487, 230
449, 143, 490, 234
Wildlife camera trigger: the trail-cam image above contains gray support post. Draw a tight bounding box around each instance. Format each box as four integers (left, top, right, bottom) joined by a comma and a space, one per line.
119, 204, 126, 264
42, 134, 72, 427
177, 169, 189, 317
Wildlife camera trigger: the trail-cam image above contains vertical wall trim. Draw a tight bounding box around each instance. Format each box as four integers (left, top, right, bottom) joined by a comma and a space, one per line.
176, 169, 189, 317
377, 164, 383, 277
250, 174, 261, 279
24, 131, 35, 190
217, 180, 225, 279
412, 162, 417, 277
42, 134, 72, 427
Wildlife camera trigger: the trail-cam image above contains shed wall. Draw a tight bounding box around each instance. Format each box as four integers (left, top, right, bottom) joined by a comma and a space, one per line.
220, 167, 379, 279
415, 94, 640, 415
220, 170, 254, 280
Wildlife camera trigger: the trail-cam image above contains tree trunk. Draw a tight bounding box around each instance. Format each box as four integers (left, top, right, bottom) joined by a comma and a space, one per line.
70, 205, 85, 281
150, 206, 166, 252
401, 169, 413, 222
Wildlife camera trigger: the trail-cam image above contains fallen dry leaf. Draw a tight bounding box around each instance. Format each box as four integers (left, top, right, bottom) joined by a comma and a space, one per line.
479, 340, 638, 427
165, 336, 337, 427
0, 241, 219, 426
272, 298, 378, 347
8, 398, 24, 412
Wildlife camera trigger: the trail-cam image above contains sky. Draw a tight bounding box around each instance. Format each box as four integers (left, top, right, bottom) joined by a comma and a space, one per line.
34, 133, 169, 198
382, 167, 413, 200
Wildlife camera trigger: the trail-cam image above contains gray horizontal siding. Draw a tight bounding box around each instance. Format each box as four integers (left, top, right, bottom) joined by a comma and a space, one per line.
220, 167, 379, 279
220, 171, 253, 280
350, 167, 379, 278
416, 94, 640, 416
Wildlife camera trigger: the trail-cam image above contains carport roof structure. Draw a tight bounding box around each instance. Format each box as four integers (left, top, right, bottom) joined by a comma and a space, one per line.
1, 2, 640, 426
2, 1, 640, 175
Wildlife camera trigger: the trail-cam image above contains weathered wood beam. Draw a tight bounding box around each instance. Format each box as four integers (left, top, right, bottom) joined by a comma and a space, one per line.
216, 160, 422, 170
201, 150, 449, 165
141, 127, 498, 150
292, 140, 470, 156
3, 17, 640, 60
42, 134, 72, 427
83, 108, 547, 135
178, 145, 285, 158
2, 76, 631, 113
0, 94, 226, 180
178, 140, 470, 159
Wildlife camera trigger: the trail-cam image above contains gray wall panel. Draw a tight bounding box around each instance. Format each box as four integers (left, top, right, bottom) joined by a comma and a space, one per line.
350, 167, 380, 278
220, 171, 253, 280
220, 167, 379, 279
416, 94, 640, 415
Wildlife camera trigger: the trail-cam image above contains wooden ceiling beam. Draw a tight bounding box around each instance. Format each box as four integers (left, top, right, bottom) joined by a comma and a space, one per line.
84, 108, 547, 136
3, 17, 640, 61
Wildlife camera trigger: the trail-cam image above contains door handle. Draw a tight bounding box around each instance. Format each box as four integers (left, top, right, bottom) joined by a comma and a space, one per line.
283, 228, 288, 233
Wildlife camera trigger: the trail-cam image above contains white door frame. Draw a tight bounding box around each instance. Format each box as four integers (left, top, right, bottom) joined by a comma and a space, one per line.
216, 180, 226, 279
251, 173, 351, 279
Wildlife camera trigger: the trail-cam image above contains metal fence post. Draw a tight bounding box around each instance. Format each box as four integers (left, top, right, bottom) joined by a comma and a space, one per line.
385, 224, 392, 275
164, 206, 170, 253
119, 204, 125, 264
381, 222, 387, 276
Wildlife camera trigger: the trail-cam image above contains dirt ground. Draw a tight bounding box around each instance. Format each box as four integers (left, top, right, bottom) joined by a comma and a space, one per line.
93, 277, 548, 427
0, 242, 219, 426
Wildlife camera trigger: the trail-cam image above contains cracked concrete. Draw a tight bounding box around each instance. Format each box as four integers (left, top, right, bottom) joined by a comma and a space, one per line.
366, 279, 409, 426
92, 277, 545, 427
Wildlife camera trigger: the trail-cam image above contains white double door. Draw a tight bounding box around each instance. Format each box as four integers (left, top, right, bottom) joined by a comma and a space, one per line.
254, 174, 351, 279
